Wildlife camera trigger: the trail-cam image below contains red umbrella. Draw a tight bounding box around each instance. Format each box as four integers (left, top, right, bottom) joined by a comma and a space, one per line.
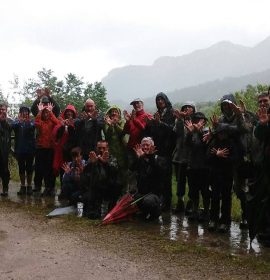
102, 193, 147, 225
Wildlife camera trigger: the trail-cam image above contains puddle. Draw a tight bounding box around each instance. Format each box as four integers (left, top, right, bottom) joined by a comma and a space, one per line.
2, 183, 270, 259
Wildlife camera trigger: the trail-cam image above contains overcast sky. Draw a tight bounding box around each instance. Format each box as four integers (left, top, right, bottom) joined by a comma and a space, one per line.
1, 0, 270, 96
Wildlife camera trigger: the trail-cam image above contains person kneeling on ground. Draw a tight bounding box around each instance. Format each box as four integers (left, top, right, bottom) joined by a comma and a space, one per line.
132, 137, 166, 221
61, 147, 86, 205
80, 140, 122, 219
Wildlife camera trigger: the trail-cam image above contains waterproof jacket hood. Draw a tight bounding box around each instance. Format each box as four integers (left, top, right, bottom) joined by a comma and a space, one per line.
61, 104, 77, 119
155, 92, 172, 110
106, 106, 122, 118
181, 101, 196, 112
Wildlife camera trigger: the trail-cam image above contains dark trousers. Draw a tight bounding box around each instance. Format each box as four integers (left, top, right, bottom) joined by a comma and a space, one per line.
187, 168, 210, 211
34, 148, 55, 191
16, 153, 34, 175
161, 160, 172, 208
175, 162, 190, 198
0, 156, 10, 192
210, 170, 233, 224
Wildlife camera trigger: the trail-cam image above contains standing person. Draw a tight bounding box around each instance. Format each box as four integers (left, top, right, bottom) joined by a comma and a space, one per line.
75, 99, 104, 160
0, 103, 11, 196
52, 104, 77, 193
247, 93, 270, 243
144, 92, 176, 211
207, 124, 238, 232
104, 106, 128, 191
172, 102, 196, 213
33, 102, 61, 196
12, 106, 35, 195
215, 94, 249, 228
123, 98, 152, 190
185, 112, 210, 221
31, 88, 60, 117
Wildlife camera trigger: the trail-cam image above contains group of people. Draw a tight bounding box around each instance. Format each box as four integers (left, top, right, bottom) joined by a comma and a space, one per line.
0, 88, 269, 241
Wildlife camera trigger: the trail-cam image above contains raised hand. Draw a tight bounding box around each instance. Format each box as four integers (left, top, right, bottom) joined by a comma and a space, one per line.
229, 102, 241, 115
89, 151, 98, 163
154, 112, 160, 123
133, 144, 144, 158
104, 114, 113, 126
203, 128, 212, 143
99, 151, 109, 163
239, 99, 246, 113
212, 148, 229, 158
193, 119, 205, 131
123, 110, 131, 121
62, 162, 71, 174
185, 120, 194, 132
37, 102, 44, 112
46, 102, 54, 112
210, 114, 219, 128
257, 107, 269, 125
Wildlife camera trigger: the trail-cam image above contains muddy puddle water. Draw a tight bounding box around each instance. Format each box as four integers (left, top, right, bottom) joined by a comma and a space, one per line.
2, 184, 270, 259
131, 213, 270, 258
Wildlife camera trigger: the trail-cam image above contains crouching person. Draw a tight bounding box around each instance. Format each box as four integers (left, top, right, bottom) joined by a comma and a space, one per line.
132, 137, 166, 221
61, 147, 86, 204
80, 140, 122, 219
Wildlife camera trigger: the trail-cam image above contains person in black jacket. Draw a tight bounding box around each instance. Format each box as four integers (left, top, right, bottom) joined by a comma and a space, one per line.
75, 99, 104, 160
207, 123, 239, 232
0, 103, 11, 196
132, 137, 166, 220
80, 140, 122, 219
185, 112, 210, 221
31, 88, 60, 117
144, 92, 176, 211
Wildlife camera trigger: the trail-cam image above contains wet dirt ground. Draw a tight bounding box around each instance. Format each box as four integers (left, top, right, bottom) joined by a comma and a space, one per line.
0, 182, 270, 279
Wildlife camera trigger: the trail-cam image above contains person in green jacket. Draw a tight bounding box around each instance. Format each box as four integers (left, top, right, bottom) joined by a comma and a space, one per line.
104, 106, 128, 192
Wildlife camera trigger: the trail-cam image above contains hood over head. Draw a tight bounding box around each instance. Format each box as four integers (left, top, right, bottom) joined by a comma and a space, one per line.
155, 92, 172, 109
106, 105, 122, 117
61, 104, 77, 119
181, 101, 196, 112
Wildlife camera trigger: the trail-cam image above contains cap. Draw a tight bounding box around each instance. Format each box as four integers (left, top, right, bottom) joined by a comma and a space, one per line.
130, 98, 143, 105
41, 96, 50, 104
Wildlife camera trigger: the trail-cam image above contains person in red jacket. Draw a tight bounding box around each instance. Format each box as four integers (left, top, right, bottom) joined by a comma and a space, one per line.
33, 102, 61, 196
123, 98, 152, 190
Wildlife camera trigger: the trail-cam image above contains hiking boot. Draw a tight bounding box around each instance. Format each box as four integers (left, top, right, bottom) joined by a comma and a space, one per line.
17, 186, 27, 195
188, 211, 199, 221
185, 200, 193, 216
0, 191, 8, 197
208, 221, 216, 232
240, 219, 248, 230
218, 223, 229, 233
41, 188, 51, 197
198, 210, 210, 223
174, 198, 185, 213
32, 187, 41, 193
26, 186, 33, 195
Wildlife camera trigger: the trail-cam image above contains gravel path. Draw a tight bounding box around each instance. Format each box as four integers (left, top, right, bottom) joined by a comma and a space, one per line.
0, 203, 269, 280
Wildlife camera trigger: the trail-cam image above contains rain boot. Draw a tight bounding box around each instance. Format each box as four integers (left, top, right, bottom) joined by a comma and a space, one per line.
26, 186, 33, 195
17, 185, 27, 195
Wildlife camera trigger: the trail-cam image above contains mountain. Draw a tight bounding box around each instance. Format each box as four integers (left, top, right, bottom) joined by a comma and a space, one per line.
103, 36, 270, 102
111, 68, 270, 111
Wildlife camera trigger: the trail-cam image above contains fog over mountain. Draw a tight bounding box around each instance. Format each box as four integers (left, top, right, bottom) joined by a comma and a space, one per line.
103, 36, 270, 103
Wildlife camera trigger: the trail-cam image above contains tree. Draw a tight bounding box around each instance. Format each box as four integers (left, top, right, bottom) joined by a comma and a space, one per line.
19, 68, 109, 113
